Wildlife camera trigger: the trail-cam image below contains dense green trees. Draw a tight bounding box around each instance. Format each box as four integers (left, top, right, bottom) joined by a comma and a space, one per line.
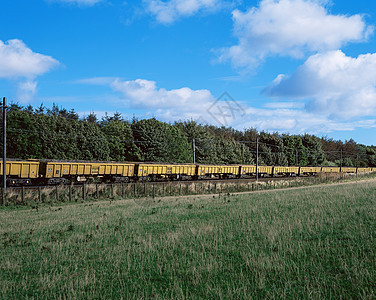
2, 103, 376, 167
5, 105, 110, 160
302, 134, 325, 166
100, 117, 141, 162
132, 118, 191, 163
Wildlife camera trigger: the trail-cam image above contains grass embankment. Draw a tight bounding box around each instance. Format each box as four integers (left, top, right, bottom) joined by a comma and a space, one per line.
4, 172, 376, 207
1, 180, 375, 298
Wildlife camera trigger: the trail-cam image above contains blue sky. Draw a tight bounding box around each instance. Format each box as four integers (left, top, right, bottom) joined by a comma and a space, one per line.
1, 0, 376, 145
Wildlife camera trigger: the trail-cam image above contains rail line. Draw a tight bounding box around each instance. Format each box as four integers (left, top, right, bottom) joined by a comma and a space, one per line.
2, 171, 371, 205
6, 175, 305, 190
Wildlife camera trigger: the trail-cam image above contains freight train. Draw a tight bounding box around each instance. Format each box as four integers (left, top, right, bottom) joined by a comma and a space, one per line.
1, 159, 374, 186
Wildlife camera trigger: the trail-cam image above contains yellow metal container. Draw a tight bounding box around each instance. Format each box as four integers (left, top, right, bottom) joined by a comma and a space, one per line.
299, 166, 322, 174
357, 167, 371, 173
137, 163, 196, 177
257, 166, 273, 175
321, 167, 341, 173
197, 165, 240, 177
42, 161, 135, 178
341, 167, 357, 173
240, 165, 256, 175
97, 163, 135, 177
273, 166, 299, 175
0, 160, 39, 178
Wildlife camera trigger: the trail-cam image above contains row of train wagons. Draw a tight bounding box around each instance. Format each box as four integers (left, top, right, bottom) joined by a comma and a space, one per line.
239, 166, 375, 177
0, 161, 243, 185
0, 160, 135, 186
1, 160, 375, 186
137, 164, 240, 180
240, 165, 308, 177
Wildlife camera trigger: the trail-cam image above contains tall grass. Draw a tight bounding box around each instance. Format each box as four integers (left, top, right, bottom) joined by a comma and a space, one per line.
1, 180, 375, 298
3, 171, 376, 207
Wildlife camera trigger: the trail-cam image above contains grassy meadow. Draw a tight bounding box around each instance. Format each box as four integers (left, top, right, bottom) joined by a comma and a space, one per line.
1, 180, 376, 299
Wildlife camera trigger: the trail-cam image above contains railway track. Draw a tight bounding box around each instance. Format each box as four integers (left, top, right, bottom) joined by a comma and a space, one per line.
3, 172, 366, 205
6, 175, 306, 190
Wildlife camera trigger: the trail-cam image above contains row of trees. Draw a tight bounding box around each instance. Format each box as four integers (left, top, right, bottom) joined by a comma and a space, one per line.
2, 104, 376, 167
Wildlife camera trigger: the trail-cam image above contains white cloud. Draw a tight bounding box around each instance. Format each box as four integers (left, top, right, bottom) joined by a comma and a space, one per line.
48, 0, 104, 6
81, 77, 247, 124
264, 50, 376, 119
78, 77, 376, 134
17, 80, 38, 104
220, 0, 373, 70
108, 78, 374, 133
144, 0, 222, 24
110, 78, 215, 119
75, 77, 118, 85
263, 101, 304, 109
0, 39, 59, 79
236, 105, 376, 134
0, 39, 59, 103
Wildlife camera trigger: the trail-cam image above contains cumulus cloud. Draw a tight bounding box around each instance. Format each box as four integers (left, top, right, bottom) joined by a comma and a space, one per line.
48, 0, 104, 6
77, 77, 376, 134
144, 0, 222, 24
220, 0, 373, 70
264, 50, 376, 119
0, 39, 59, 103
110, 78, 216, 119
0, 39, 59, 79
108, 78, 374, 133
237, 105, 376, 134
16, 80, 38, 104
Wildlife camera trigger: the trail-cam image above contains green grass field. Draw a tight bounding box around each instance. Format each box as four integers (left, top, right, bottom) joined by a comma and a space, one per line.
1, 180, 375, 299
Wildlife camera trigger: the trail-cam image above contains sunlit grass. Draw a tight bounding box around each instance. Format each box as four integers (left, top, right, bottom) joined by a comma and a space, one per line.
3, 172, 376, 207
1, 180, 375, 298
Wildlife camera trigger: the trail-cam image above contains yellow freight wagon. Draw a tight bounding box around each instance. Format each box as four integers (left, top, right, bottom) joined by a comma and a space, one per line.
273, 166, 299, 176
0, 160, 39, 185
97, 163, 135, 178
137, 163, 196, 180
299, 166, 322, 175
321, 167, 341, 173
240, 165, 256, 176
197, 165, 240, 178
257, 165, 273, 177
357, 167, 371, 173
41, 161, 135, 184
341, 167, 357, 173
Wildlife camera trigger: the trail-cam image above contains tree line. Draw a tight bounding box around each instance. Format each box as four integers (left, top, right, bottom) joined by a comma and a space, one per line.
2, 103, 376, 167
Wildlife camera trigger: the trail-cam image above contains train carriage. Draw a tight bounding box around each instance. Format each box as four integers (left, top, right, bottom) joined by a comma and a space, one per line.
137, 163, 196, 181
299, 166, 322, 175
197, 165, 240, 179
239, 165, 256, 177
321, 167, 341, 173
40, 161, 136, 184
257, 166, 273, 177
357, 167, 371, 173
0, 159, 40, 186
341, 167, 357, 173
273, 166, 299, 176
